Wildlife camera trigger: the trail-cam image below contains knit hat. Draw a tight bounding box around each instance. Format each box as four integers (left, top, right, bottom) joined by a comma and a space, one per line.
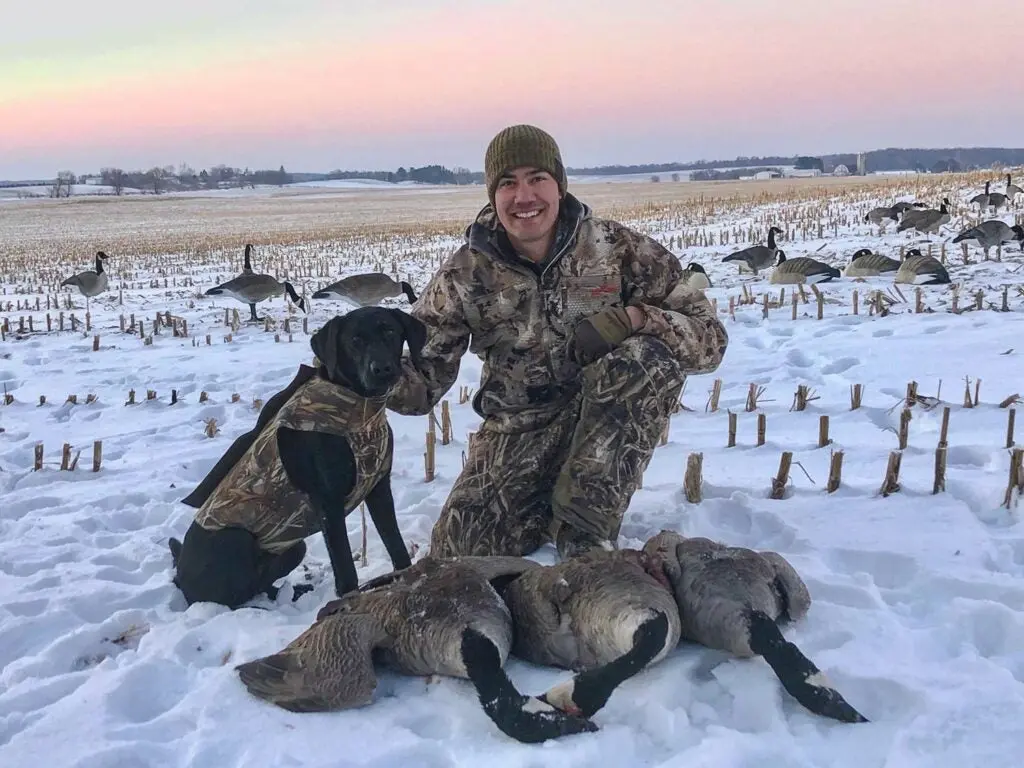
484, 124, 567, 206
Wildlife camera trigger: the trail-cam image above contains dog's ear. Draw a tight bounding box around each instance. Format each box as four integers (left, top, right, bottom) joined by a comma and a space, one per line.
389, 309, 427, 371
310, 315, 346, 375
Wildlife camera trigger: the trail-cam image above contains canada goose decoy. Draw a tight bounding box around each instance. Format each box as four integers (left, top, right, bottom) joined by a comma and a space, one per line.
768, 251, 841, 285
985, 190, 1008, 213
681, 262, 712, 290
501, 548, 682, 719
890, 201, 927, 214
241, 243, 255, 274
896, 201, 950, 235
1006, 173, 1023, 200
234, 555, 599, 743
723, 226, 783, 275
60, 251, 109, 310
952, 220, 1024, 258
894, 248, 950, 285
864, 205, 899, 227
311, 272, 417, 307
896, 198, 950, 232
844, 248, 901, 277
643, 530, 868, 724
970, 181, 991, 210
205, 272, 306, 322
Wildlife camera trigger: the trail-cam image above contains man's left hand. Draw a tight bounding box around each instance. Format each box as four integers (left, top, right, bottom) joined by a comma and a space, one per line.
571, 306, 643, 366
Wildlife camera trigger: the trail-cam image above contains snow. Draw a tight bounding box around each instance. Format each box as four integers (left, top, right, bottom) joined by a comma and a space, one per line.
2, 182, 1024, 767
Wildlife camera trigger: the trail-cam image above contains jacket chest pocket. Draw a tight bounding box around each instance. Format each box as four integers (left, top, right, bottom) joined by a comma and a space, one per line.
466, 283, 538, 351
557, 273, 622, 328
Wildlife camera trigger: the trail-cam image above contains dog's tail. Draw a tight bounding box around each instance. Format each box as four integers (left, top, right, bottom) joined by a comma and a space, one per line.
746, 609, 868, 723
168, 537, 182, 568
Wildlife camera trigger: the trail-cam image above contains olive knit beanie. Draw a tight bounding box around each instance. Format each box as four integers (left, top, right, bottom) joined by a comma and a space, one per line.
484, 124, 567, 206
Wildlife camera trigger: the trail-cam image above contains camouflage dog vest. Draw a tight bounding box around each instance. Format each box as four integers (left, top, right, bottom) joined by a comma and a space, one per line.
194, 375, 392, 553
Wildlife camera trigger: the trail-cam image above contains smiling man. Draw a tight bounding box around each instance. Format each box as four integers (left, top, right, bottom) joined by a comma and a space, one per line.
387, 124, 729, 559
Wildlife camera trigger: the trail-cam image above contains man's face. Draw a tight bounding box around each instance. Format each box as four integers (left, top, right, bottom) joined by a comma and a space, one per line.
493, 167, 561, 247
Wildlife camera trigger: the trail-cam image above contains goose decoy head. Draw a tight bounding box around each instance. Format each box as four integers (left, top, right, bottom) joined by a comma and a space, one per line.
686, 262, 707, 274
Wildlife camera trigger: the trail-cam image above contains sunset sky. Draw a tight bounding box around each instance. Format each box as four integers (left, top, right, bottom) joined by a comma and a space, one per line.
2, 0, 1022, 179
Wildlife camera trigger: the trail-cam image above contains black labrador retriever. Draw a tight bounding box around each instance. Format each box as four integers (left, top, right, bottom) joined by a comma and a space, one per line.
168, 306, 426, 609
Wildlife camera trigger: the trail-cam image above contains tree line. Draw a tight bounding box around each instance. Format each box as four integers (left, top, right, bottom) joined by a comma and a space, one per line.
23, 146, 1024, 198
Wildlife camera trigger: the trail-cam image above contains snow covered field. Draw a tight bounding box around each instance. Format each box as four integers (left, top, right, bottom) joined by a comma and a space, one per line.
1, 175, 1023, 767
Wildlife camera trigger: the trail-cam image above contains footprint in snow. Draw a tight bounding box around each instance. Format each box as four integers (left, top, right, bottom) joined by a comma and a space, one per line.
820, 356, 860, 375
785, 348, 816, 368
102, 659, 191, 724
826, 547, 920, 590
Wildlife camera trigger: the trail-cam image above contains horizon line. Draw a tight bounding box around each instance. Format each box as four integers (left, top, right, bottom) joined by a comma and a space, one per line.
5, 144, 1024, 184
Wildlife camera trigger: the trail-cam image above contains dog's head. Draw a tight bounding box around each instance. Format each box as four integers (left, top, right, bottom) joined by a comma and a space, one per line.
310, 307, 427, 397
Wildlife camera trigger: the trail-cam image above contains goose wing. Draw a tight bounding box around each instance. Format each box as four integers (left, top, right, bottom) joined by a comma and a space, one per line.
757, 551, 812, 622
853, 253, 900, 271
236, 611, 389, 712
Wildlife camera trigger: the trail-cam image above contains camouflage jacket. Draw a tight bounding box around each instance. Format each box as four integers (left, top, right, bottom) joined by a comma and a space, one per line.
387, 193, 728, 431
194, 374, 392, 553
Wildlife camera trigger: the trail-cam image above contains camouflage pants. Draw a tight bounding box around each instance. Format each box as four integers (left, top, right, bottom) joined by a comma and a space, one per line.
429, 335, 685, 558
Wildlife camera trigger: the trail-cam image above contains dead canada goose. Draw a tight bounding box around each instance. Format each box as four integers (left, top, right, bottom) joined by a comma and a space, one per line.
205, 272, 306, 322
952, 220, 1024, 258
894, 248, 950, 285
723, 226, 783, 275
501, 548, 682, 718
311, 272, 417, 307
1006, 173, 1023, 200
970, 181, 991, 210
60, 251, 109, 309
235, 555, 599, 743
681, 262, 711, 290
768, 251, 841, 285
896, 201, 950, 235
844, 248, 901, 277
643, 530, 868, 724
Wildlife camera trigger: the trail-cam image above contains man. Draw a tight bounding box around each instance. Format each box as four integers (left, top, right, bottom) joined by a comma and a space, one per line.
387, 124, 728, 559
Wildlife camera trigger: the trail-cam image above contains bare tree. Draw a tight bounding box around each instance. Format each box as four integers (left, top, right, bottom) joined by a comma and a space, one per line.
101, 167, 126, 195
48, 170, 76, 198
146, 166, 166, 194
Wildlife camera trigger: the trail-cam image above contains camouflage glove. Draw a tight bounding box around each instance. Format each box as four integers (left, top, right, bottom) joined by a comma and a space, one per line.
571, 307, 634, 366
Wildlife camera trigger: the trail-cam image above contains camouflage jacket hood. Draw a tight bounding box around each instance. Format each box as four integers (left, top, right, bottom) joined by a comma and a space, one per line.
387, 192, 729, 431
192, 372, 392, 553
